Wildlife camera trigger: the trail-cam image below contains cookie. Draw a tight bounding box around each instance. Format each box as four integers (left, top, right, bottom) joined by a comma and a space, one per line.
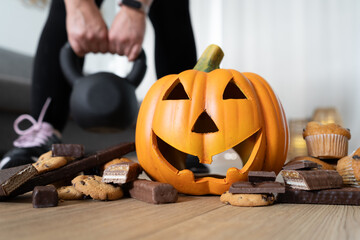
71, 175, 98, 185
72, 175, 123, 201
33, 151, 71, 173
57, 186, 84, 200
102, 157, 133, 172
220, 191, 275, 207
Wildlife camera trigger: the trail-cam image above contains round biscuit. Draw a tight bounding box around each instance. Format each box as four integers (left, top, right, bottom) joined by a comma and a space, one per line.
33, 151, 68, 173
73, 175, 123, 201
57, 186, 84, 200
220, 191, 275, 207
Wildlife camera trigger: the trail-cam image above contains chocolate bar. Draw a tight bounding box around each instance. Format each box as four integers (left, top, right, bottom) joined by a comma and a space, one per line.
0, 164, 38, 196
102, 162, 142, 184
127, 179, 178, 204
277, 187, 360, 205
52, 144, 84, 158
229, 181, 285, 194
0, 142, 135, 200
281, 170, 343, 190
248, 171, 276, 182
282, 160, 319, 170
32, 185, 58, 208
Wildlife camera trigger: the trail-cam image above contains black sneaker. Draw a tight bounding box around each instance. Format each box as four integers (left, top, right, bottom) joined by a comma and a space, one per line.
0, 132, 61, 169
0, 98, 62, 169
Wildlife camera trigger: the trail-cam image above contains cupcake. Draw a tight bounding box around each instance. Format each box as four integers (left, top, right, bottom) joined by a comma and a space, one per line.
303, 121, 351, 159
337, 148, 360, 187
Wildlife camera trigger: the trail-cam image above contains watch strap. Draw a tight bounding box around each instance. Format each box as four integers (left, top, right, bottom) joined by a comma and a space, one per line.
119, 0, 148, 13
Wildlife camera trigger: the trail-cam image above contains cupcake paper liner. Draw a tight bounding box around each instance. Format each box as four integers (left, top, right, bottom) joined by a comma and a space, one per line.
305, 134, 348, 159
336, 156, 360, 187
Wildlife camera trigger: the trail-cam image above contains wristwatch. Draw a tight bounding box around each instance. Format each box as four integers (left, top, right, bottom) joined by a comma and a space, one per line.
119, 0, 149, 14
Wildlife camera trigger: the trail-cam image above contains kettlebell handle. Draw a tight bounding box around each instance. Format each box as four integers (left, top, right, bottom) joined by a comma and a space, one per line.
59, 42, 147, 87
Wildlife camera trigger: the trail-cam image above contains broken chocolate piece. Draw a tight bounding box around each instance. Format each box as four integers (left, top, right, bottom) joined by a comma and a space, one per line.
0, 142, 135, 200
32, 185, 58, 208
229, 181, 285, 194
248, 171, 276, 182
102, 162, 142, 184
0, 164, 38, 196
282, 160, 319, 170
127, 179, 178, 204
277, 187, 360, 205
281, 170, 343, 190
52, 144, 84, 158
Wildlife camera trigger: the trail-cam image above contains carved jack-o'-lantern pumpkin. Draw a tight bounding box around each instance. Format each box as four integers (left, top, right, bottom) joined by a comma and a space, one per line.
136, 45, 289, 195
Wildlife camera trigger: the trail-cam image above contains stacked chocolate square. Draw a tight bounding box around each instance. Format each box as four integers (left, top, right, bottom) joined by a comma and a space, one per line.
277, 160, 360, 205
220, 171, 285, 207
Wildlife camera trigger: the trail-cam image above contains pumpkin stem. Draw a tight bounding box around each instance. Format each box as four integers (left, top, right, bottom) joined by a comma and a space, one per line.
193, 44, 224, 72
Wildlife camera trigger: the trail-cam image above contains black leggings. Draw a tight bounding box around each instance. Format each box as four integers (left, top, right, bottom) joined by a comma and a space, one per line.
31, 0, 197, 132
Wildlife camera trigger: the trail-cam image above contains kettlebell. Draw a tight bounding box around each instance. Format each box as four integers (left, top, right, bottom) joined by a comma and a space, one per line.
59, 42, 147, 132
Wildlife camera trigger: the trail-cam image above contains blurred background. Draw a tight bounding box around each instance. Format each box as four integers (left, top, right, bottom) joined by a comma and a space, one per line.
0, 0, 359, 161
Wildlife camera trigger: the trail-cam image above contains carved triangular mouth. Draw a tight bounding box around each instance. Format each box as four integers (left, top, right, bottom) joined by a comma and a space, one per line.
154, 129, 260, 179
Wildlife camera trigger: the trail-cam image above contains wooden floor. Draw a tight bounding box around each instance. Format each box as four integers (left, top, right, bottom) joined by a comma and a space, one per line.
1, 192, 360, 240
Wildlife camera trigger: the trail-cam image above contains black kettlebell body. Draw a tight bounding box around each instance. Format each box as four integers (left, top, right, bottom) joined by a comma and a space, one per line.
70, 72, 138, 132
60, 43, 147, 132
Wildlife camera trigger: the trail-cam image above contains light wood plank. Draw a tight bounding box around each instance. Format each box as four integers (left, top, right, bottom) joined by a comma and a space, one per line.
1, 193, 360, 240
143, 202, 360, 240
0, 194, 223, 239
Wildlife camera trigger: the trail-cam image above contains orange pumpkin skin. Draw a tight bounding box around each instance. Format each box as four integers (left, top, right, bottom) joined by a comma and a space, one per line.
135, 67, 288, 195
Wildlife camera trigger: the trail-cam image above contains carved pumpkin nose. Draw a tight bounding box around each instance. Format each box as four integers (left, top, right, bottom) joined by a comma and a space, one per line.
192, 111, 219, 133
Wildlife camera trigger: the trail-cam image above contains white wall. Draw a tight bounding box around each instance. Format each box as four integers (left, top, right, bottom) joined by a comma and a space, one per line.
0, 0, 48, 54
1, 0, 360, 151
193, 0, 360, 152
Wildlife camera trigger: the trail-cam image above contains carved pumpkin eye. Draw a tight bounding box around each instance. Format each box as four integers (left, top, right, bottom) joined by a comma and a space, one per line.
163, 79, 190, 100
223, 78, 247, 100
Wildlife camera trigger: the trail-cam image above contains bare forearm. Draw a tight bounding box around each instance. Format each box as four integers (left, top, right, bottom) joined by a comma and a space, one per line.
64, 0, 95, 12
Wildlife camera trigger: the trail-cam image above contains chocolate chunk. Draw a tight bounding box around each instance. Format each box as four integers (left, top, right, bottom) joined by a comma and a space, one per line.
281, 170, 343, 190
277, 187, 360, 205
32, 185, 58, 208
126, 179, 178, 204
102, 162, 142, 184
229, 181, 285, 194
248, 171, 276, 182
52, 144, 84, 158
0, 164, 38, 196
282, 160, 319, 170
0, 142, 135, 200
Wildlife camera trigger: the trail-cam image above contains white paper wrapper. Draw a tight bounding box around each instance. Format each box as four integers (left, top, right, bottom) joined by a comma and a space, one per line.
337, 156, 360, 187
305, 134, 348, 159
